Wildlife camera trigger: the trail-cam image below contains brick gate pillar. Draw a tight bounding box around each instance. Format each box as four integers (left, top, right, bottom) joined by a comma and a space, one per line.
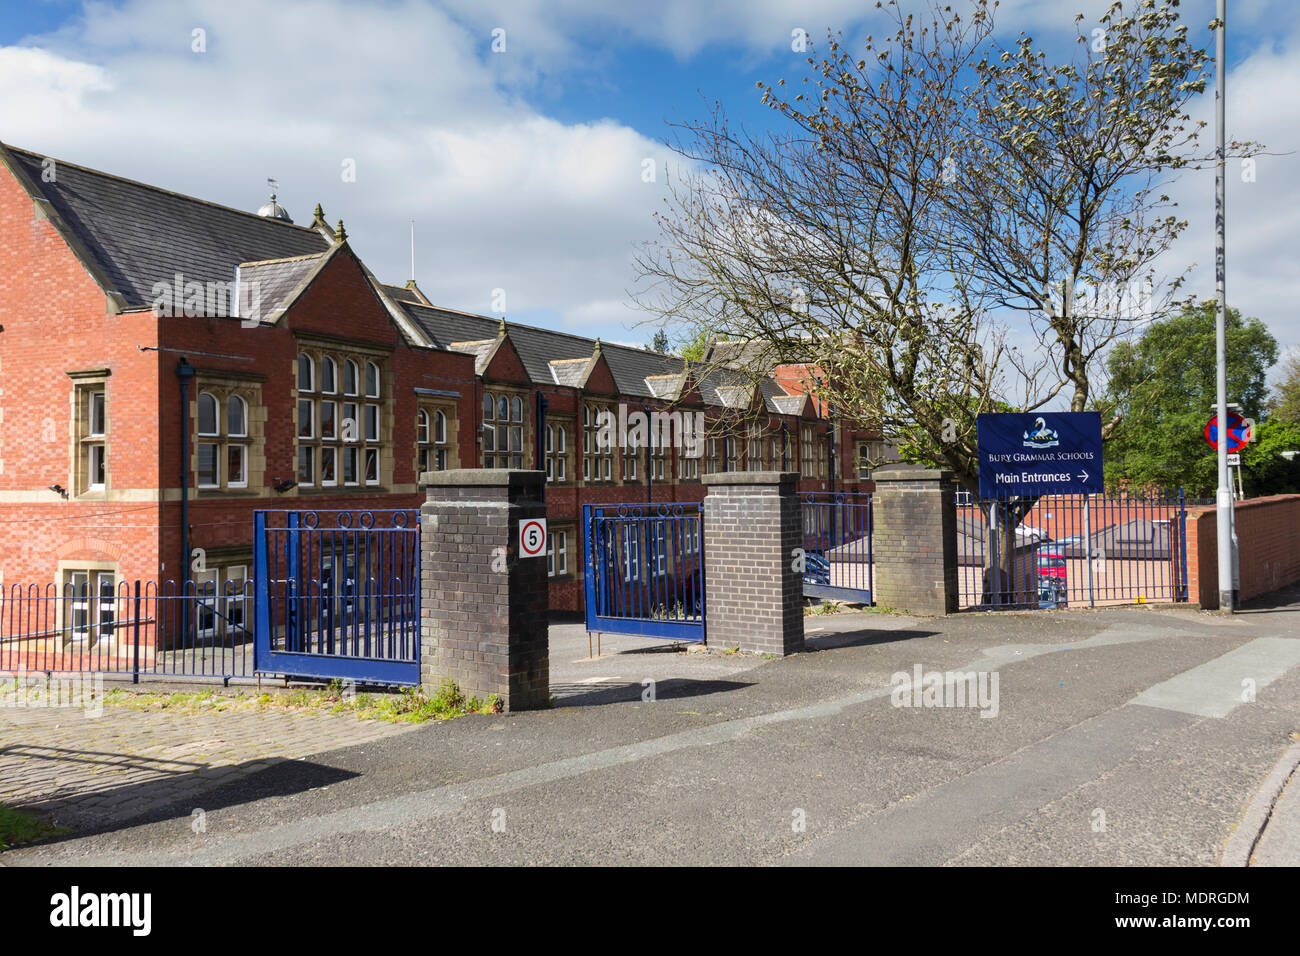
871, 467, 959, 615
702, 472, 804, 656
419, 469, 549, 711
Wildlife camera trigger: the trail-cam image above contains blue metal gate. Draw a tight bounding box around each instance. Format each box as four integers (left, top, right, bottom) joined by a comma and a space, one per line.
254, 509, 421, 685
801, 493, 873, 604
955, 489, 1188, 609
582, 502, 705, 643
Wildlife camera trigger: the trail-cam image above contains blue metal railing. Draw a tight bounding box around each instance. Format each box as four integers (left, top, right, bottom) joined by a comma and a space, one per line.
583, 502, 705, 642
956, 489, 1188, 609
800, 492, 873, 603
254, 509, 421, 685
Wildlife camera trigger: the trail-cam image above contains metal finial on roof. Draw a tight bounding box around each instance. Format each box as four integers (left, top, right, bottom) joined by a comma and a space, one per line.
335, 219, 347, 242
256, 177, 292, 222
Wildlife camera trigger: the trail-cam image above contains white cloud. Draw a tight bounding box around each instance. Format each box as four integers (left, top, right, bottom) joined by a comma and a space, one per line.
1161, 16, 1300, 363
0, 0, 685, 343
1, 0, 1296, 363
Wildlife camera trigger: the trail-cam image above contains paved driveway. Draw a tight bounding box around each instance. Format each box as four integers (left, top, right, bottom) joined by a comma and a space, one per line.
3, 595, 1298, 865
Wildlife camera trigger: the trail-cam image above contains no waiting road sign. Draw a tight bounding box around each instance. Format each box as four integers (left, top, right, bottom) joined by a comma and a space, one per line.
977, 412, 1104, 498
1204, 412, 1251, 454
520, 518, 547, 558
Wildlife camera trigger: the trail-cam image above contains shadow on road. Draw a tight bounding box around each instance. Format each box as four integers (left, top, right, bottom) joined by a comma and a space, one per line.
553, 677, 752, 708
802, 626, 936, 653
6, 753, 358, 849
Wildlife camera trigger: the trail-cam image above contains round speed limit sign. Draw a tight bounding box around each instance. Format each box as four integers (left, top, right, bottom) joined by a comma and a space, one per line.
520, 518, 547, 558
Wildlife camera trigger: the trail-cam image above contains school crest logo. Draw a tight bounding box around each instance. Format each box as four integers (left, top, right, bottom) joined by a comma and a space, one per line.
1022, 416, 1059, 449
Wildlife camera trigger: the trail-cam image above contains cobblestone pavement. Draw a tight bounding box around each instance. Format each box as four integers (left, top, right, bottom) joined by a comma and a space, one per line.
0, 698, 414, 832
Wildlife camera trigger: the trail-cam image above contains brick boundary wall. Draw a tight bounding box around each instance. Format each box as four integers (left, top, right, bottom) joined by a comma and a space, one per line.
702, 472, 804, 656
1185, 494, 1300, 609
871, 467, 959, 615
419, 469, 549, 710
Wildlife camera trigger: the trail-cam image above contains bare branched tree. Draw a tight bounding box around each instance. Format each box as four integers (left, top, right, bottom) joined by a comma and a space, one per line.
633, 0, 1251, 598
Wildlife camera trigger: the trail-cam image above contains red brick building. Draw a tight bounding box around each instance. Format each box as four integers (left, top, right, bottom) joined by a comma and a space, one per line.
0, 142, 876, 621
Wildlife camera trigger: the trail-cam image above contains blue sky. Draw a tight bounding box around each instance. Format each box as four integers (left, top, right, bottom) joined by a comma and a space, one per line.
1, 0, 1296, 369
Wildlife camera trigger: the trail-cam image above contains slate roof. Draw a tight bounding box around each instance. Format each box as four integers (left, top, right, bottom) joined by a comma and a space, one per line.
0, 142, 817, 415
238, 252, 327, 322
388, 298, 816, 412
380, 283, 426, 306
3, 144, 330, 310
399, 302, 690, 400
549, 358, 590, 387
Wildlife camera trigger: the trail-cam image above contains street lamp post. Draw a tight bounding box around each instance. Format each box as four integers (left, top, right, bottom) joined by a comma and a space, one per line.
1213, 0, 1238, 611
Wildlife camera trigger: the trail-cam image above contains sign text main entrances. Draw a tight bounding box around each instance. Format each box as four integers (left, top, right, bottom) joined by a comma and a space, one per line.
977, 412, 1104, 498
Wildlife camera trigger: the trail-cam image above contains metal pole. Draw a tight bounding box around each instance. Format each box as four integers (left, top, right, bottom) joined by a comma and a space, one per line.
1213, 0, 1236, 612
1083, 494, 1095, 608
990, 502, 1000, 607
175, 358, 195, 638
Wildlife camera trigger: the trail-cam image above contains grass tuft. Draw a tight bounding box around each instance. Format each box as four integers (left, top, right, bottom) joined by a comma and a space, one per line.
0, 804, 68, 852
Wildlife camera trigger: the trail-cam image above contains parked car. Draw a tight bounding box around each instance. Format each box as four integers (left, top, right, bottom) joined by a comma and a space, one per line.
1035, 545, 1068, 608
804, 552, 831, 586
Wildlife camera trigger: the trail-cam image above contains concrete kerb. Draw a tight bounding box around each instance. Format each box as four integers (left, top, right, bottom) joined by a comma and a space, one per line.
1219, 740, 1300, 866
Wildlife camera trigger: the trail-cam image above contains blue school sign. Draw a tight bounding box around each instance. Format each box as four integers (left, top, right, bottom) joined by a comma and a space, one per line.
977, 412, 1104, 498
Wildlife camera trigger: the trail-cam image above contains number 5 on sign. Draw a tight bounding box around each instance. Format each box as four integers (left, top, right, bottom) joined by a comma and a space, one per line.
520, 518, 547, 558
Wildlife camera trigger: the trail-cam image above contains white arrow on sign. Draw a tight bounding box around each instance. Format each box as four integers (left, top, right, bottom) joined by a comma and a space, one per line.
1077, 472, 1089, 482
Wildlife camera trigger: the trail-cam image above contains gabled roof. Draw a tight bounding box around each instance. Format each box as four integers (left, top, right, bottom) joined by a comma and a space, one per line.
707, 337, 819, 373
768, 394, 810, 416
397, 301, 691, 399
237, 250, 328, 323
447, 338, 498, 375
550, 357, 591, 387
2, 143, 331, 310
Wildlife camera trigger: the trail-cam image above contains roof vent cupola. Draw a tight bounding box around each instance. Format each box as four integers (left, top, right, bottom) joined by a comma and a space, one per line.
256, 177, 293, 222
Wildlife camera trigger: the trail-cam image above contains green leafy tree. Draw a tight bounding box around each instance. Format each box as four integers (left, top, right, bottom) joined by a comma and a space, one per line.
646, 328, 671, 354
679, 327, 711, 362
1103, 300, 1277, 495
1242, 417, 1300, 496
1269, 347, 1300, 424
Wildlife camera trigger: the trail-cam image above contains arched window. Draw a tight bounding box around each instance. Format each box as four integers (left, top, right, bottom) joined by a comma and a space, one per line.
418, 406, 453, 473
510, 396, 523, 422
343, 359, 359, 396
297, 354, 314, 392
196, 389, 253, 490
197, 392, 219, 436
365, 361, 380, 398
497, 396, 509, 421
320, 356, 337, 394
227, 395, 247, 438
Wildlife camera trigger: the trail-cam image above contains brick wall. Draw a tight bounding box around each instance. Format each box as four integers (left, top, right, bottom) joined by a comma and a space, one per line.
0, 154, 165, 582
701, 472, 803, 655
1185, 495, 1300, 609
871, 468, 959, 615
420, 470, 549, 710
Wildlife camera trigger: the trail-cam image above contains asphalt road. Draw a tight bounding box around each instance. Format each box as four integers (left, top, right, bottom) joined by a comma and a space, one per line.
6, 591, 1299, 866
